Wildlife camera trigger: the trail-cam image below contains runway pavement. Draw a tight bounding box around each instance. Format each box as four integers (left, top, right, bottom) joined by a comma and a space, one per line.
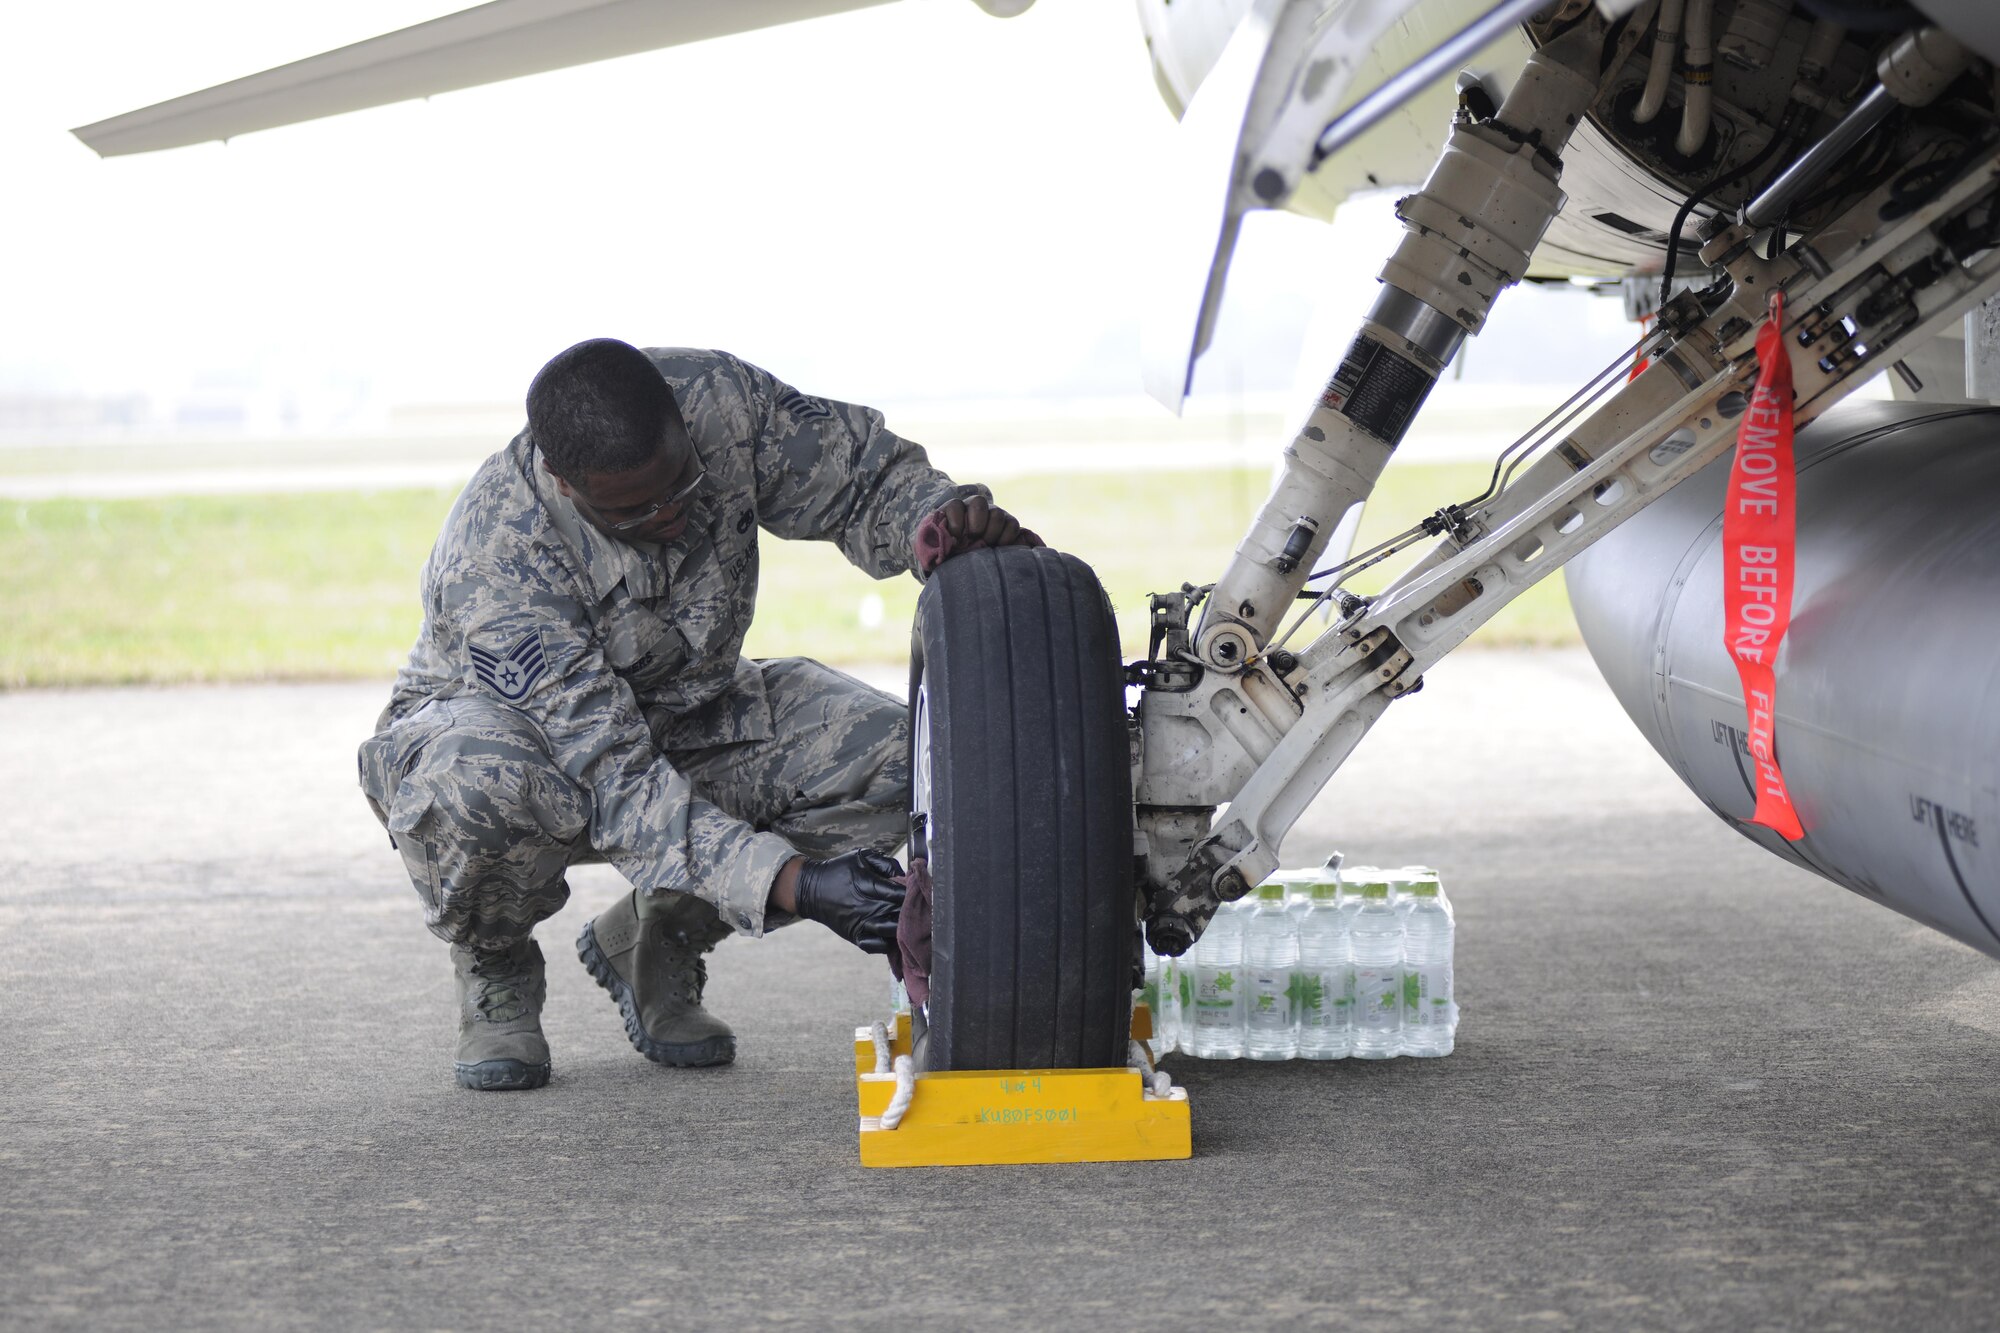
4, 650, 1998, 1330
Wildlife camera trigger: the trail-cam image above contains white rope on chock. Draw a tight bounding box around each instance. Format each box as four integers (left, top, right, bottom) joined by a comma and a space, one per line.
1130, 1038, 1174, 1098
880, 1054, 917, 1130
869, 1021, 892, 1074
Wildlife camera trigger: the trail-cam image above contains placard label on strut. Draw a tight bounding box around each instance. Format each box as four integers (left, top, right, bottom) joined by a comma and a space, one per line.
1319, 334, 1436, 445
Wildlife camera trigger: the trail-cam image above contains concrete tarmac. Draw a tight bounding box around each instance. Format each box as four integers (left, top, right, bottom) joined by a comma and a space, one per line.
4, 651, 1998, 1330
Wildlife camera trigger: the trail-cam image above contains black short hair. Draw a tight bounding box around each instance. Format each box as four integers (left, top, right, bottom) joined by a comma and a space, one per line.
526, 338, 684, 479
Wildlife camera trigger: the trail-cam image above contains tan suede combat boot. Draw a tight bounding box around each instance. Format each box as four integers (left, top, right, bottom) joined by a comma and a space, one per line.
452, 938, 552, 1091
576, 890, 736, 1067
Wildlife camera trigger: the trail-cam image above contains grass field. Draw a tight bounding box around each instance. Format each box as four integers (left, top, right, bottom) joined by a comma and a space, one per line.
0, 463, 1575, 688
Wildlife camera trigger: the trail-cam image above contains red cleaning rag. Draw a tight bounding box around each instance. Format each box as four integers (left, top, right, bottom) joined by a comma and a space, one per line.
913, 510, 973, 577
912, 509, 1043, 577
888, 858, 934, 1008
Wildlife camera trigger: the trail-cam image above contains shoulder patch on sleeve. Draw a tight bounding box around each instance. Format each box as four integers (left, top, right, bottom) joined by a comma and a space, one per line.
469, 629, 551, 703
777, 389, 832, 423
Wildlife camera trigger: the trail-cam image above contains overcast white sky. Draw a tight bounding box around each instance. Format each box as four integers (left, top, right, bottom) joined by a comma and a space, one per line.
5, 0, 1629, 420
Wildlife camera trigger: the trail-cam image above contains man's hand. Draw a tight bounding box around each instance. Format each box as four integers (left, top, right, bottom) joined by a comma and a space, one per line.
932, 495, 1040, 551
915, 496, 1043, 576
778, 850, 907, 954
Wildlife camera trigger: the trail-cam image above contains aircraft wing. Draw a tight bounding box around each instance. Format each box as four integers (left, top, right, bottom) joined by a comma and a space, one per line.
71, 0, 899, 157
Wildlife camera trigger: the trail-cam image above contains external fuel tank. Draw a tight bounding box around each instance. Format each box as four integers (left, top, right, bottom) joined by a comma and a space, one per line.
1567, 400, 2000, 957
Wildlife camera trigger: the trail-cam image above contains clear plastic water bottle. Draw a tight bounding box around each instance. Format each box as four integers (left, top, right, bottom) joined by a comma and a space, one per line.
1350, 879, 1404, 1059
890, 976, 910, 1015
1277, 869, 1309, 925
1296, 874, 1353, 1059
1189, 899, 1247, 1059
1245, 881, 1300, 1060
1401, 870, 1456, 1056
1339, 867, 1376, 920
1385, 866, 1418, 916
1291, 854, 1342, 925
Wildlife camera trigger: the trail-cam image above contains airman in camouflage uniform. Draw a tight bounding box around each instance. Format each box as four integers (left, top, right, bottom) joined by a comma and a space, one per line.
358, 339, 1037, 1090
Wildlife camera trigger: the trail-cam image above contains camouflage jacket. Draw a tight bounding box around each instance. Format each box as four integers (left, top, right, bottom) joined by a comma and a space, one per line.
379, 348, 983, 933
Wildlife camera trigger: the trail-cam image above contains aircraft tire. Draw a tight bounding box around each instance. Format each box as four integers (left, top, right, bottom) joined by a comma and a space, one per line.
908, 545, 1135, 1071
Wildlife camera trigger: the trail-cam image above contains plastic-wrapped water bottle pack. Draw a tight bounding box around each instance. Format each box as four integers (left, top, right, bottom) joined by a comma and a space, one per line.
1142, 860, 1457, 1061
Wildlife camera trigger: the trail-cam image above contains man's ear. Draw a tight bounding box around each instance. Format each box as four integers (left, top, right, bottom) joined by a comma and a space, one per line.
541, 458, 576, 499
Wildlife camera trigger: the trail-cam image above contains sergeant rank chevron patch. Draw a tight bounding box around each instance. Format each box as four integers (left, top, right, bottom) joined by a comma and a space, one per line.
469, 631, 548, 703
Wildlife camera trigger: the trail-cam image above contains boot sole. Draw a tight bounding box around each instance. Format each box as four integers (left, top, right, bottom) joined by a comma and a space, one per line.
576, 920, 737, 1068
455, 1058, 551, 1091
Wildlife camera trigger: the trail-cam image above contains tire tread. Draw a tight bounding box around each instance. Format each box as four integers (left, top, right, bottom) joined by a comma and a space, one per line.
916, 547, 1132, 1071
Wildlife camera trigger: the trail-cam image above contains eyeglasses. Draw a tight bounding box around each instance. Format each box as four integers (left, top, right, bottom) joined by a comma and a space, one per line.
577, 464, 708, 534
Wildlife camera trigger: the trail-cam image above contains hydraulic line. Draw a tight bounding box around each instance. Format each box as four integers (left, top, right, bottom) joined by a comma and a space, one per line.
1271, 525, 1433, 653
1660, 102, 1808, 294
1477, 329, 1667, 505
1633, 0, 1685, 125
1677, 0, 1716, 157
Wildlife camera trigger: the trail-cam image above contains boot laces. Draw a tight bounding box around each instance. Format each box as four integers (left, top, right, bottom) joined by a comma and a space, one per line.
468, 953, 537, 1023
657, 931, 710, 1007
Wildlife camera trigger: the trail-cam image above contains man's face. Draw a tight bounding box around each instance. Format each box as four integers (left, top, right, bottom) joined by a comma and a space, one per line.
547, 425, 704, 545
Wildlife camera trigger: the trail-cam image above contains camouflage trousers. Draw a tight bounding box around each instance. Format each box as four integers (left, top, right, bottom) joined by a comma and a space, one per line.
357, 657, 908, 947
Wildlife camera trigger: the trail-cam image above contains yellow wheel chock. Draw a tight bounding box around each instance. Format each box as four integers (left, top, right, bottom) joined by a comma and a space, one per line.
850, 1005, 1191, 1168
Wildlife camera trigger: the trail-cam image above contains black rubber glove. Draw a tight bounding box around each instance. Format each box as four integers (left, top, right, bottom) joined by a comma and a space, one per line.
794, 849, 907, 955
